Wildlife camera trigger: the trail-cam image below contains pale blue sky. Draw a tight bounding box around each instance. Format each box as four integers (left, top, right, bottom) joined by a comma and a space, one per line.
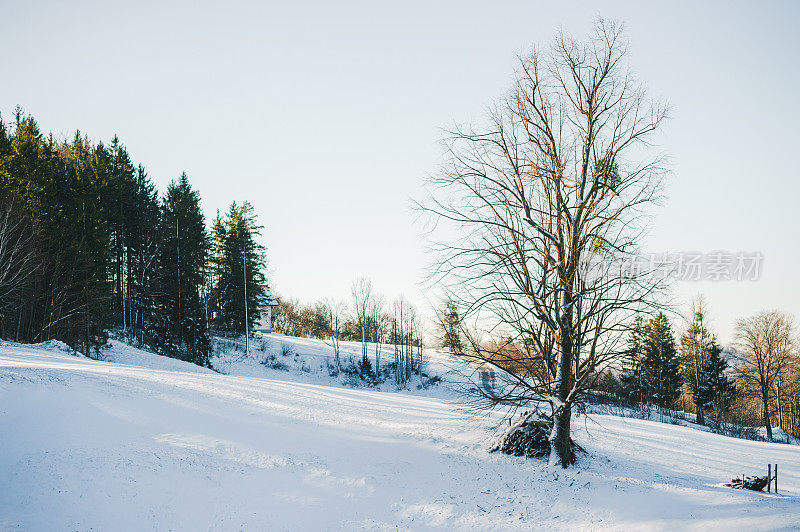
2, 1, 798, 343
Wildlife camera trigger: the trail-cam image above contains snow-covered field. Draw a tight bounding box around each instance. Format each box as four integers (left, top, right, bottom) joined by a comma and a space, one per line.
209, 333, 461, 393
1, 338, 799, 531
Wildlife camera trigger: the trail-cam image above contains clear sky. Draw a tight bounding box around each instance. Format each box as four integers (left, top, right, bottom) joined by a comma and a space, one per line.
2, 1, 798, 343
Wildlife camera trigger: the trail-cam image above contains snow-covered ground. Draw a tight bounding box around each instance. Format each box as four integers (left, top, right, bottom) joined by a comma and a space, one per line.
210, 332, 461, 394
1, 339, 799, 530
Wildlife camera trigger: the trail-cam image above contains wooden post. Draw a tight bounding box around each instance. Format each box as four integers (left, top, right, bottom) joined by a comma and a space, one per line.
768, 464, 771, 493
775, 464, 778, 493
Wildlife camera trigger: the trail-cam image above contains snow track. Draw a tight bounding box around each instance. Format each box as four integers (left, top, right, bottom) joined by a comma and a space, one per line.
1, 341, 799, 530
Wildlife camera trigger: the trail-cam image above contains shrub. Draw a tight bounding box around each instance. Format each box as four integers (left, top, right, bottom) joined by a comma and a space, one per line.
261, 353, 289, 371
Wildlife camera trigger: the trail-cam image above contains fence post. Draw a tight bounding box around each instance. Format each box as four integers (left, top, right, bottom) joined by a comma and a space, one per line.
768, 464, 771, 493
775, 464, 778, 493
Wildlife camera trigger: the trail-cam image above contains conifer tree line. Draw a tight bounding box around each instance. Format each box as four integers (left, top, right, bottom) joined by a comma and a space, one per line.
590, 303, 800, 441
0, 109, 270, 366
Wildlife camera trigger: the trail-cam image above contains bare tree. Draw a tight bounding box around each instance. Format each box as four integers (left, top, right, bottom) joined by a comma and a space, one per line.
272, 297, 300, 336
733, 310, 796, 442
370, 294, 387, 376
392, 296, 422, 385
0, 196, 38, 330
422, 19, 668, 466
321, 298, 346, 373
351, 277, 373, 368
777, 355, 800, 437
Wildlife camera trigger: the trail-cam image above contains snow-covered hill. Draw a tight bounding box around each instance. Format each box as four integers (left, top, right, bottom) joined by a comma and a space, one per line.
210, 332, 461, 393
1, 339, 799, 530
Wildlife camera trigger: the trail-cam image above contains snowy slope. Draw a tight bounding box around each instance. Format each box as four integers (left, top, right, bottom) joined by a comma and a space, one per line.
1, 341, 799, 531
211, 332, 463, 393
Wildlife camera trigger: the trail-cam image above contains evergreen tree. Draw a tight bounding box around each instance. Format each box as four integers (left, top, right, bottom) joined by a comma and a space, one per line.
620, 314, 682, 409
125, 165, 161, 344
69, 133, 114, 356
208, 211, 226, 314
209, 202, 267, 334
102, 135, 163, 336
105, 135, 135, 326
641, 313, 682, 408
10, 116, 113, 354
153, 174, 210, 366
620, 315, 647, 404
696, 341, 735, 420
440, 300, 463, 354
680, 309, 714, 425
0, 109, 267, 366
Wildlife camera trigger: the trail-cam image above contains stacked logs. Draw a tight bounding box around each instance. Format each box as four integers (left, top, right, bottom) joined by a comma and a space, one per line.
489, 412, 583, 459
725, 475, 770, 491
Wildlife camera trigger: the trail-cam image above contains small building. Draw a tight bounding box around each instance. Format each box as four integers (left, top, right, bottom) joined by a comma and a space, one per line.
254, 287, 279, 333
477, 363, 497, 396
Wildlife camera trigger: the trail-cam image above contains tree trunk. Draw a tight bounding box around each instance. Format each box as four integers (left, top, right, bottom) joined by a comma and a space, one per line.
694, 349, 704, 426
549, 403, 573, 467
550, 290, 575, 467
763, 388, 773, 441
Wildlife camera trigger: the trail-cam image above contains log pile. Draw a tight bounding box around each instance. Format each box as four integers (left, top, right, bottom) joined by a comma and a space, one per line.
725, 475, 770, 491
489, 412, 582, 459
490, 418, 551, 458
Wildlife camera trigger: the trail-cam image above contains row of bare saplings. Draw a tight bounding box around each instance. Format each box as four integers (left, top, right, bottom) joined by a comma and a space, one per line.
271, 277, 424, 384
